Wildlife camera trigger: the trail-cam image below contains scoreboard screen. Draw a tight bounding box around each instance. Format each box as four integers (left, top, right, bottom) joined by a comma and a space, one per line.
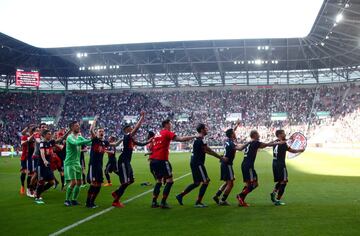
15, 70, 40, 87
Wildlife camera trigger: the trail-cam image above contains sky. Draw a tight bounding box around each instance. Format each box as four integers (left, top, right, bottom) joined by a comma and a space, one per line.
0, 0, 324, 48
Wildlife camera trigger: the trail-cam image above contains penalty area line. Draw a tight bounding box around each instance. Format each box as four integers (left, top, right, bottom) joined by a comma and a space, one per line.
49, 172, 191, 236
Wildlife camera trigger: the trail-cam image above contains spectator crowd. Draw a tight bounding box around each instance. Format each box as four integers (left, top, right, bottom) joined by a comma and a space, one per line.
1, 83, 359, 149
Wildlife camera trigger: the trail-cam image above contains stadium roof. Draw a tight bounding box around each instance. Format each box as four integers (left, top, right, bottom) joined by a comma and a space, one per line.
0, 0, 324, 47
0, 0, 360, 89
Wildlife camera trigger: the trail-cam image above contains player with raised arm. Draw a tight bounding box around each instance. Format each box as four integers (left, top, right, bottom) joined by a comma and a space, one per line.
236, 130, 285, 207
29, 123, 48, 196
270, 130, 304, 206
213, 128, 247, 206
176, 123, 223, 208
86, 116, 123, 208
64, 121, 93, 207
112, 112, 151, 208
149, 119, 197, 209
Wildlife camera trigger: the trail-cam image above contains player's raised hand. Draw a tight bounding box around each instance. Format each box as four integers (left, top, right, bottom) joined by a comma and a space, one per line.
140, 111, 145, 117
94, 114, 100, 121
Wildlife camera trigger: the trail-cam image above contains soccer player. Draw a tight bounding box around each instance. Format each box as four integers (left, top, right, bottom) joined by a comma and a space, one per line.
144, 131, 155, 158
80, 145, 88, 188
236, 130, 284, 207
53, 130, 67, 191
104, 135, 117, 187
112, 112, 151, 208
149, 119, 197, 209
34, 129, 57, 204
20, 126, 31, 195
26, 126, 37, 197
213, 128, 247, 206
270, 130, 304, 206
64, 121, 93, 207
86, 116, 122, 208
176, 123, 223, 208
29, 123, 48, 195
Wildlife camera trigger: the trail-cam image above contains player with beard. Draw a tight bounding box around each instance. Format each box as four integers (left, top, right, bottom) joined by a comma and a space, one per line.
64, 121, 93, 207
149, 119, 198, 209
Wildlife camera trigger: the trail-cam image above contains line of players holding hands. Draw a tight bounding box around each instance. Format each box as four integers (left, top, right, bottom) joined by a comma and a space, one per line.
18, 111, 304, 208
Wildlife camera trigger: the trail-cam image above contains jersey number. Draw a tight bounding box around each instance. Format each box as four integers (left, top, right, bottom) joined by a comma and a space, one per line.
273, 145, 278, 160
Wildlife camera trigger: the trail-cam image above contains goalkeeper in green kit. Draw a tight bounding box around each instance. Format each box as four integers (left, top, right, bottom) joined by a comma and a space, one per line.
64, 121, 92, 206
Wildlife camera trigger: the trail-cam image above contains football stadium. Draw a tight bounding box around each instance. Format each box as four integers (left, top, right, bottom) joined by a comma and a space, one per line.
0, 0, 360, 235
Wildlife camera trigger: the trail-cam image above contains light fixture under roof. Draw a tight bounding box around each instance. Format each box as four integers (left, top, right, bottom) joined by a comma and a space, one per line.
335, 13, 343, 23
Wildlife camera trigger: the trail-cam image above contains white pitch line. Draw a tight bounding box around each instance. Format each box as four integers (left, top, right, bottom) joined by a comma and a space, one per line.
49, 172, 191, 236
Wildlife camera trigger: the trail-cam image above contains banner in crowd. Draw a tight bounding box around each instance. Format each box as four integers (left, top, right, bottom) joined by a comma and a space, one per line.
271, 112, 288, 121
316, 111, 330, 119
123, 115, 137, 123
176, 113, 190, 122
41, 117, 55, 125
226, 113, 242, 121
82, 116, 95, 124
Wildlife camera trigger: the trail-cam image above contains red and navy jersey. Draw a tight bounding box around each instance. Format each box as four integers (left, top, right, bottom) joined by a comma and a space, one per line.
107, 146, 116, 161
54, 142, 66, 161
150, 129, 176, 161
20, 135, 29, 161
119, 133, 134, 162
39, 139, 56, 163
222, 139, 236, 165
27, 138, 35, 159
242, 140, 262, 167
190, 137, 207, 165
273, 140, 289, 165
89, 137, 110, 167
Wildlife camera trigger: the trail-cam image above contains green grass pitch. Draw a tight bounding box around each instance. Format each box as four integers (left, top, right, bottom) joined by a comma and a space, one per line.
0, 149, 359, 236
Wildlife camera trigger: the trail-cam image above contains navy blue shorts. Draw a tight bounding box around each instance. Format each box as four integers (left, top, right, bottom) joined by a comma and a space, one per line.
273, 163, 288, 182
220, 163, 235, 181
87, 164, 103, 183
38, 165, 55, 182
118, 161, 134, 184
241, 163, 258, 183
105, 159, 117, 174
191, 163, 210, 183
150, 159, 172, 180
33, 157, 40, 173
27, 157, 35, 173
